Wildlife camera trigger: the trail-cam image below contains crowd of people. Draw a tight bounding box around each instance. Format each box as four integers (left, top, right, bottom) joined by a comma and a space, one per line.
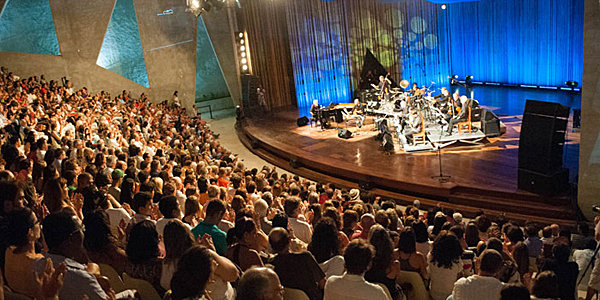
0, 67, 598, 300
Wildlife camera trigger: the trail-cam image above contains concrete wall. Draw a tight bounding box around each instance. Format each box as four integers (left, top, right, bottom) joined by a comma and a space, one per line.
0, 0, 241, 115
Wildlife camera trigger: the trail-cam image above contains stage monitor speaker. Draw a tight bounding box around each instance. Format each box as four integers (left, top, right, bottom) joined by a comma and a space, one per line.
518, 100, 569, 176
471, 107, 482, 122
297, 116, 309, 127
480, 109, 501, 137
338, 128, 353, 139
518, 168, 569, 196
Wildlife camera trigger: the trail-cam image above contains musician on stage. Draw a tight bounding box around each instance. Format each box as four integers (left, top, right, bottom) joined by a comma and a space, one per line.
409, 82, 419, 95
404, 107, 422, 145
373, 75, 392, 101
445, 95, 472, 135
310, 99, 328, 129
432, 87, 452, 114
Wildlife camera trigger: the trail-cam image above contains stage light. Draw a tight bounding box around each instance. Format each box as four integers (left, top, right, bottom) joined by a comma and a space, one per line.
240, 40, 245, 45
240, 45, 246, 52
450, 74, 459, 85
239, 32, 244, 38
241, 52, 246, 58
441, 4, 447, 9
452, 75, 458, 79
192, 0, 200, 8
241, 58, 247, 64
566, 81, 578, 88
465, 75, 473, 85
242, 64, 248, 71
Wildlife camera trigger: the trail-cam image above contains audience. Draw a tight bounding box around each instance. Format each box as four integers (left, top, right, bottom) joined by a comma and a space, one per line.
0, 68, 589, 300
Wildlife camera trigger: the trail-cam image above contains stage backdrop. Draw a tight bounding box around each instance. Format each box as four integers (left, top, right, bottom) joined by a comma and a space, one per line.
268, 0, 584, 108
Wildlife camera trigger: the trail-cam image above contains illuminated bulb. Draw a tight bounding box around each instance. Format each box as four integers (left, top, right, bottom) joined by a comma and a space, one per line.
441, 4, 446, 9
242, 65, 248, 71
240, 45, 246, 51
241, 52, 246, 57
239, 32, 244, 38
192, 0, 200, 8
241, 58, 247, 64
240, 40, 245, 45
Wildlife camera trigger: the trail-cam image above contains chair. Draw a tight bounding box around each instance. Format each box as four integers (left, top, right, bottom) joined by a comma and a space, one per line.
397, 271, 429, 300
375, 283, 393, 300
122, 273, 161, 300
283, 287, 310, 300
98, 263, 126, 293
456, 106, 472, 134
412, 110, 426, 145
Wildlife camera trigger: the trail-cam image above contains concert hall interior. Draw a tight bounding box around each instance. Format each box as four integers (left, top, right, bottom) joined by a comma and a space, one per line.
1, 0, 600, 299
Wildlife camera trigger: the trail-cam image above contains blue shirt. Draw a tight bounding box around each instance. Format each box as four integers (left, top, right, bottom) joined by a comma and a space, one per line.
191, 221, 227, 255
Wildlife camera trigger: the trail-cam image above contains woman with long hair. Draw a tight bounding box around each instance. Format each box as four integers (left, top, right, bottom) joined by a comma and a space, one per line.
428, 232, 464, 300
365, 225, 401, 300
511, 242, 531, 285
125, 220, 164, 295
43, 177, 82, 219
531, 271, 560, 300
169, 246, 212, 300
225, 217, 263, 271
83, 210, 127, 274
398, 227, 428, 279
308, 218, 344, 278
161, 220, 195, 291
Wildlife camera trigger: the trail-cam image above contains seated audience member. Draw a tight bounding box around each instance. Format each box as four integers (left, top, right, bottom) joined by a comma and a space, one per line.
511, 242, 531, 285
192, 199, 228, 255
398, 227, 428, 279
524, 224, 543, 258
308, 218, 344, 278
269, 228, 326, 300
323, 240, 388, 300
254, 199, 273, 235
37, 212, 109, 300
428, 232, 464, 300
161, 220, 196, 291
540, 243, 578, 300
484, 238, 519, 283
573, 239, 596, 292
83, 210, 127, 275
530, 271, 560, 300
156, 195, 186, 236
235, 267, 285, 300
341, 209, 359, 240
183, 197, 202, 228
168, 246, 212, 300
226, 217, 264, 271
323, 207, 350, 248
125, 220, 165, 295
129, 192, 155, 226
365, 225, 401, 300
350, 213, 375, 240
499, 283, 530, 300
451, 249, 504, 300
285, 196, 312, 244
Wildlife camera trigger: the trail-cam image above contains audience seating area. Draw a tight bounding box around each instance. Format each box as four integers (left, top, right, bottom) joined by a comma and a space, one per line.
0, 68, 595, 300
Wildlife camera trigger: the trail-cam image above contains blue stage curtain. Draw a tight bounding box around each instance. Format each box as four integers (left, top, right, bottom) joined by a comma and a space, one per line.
447, 0, 584, 88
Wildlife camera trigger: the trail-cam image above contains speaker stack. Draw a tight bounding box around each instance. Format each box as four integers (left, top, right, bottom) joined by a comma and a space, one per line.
517, 100, 570, 196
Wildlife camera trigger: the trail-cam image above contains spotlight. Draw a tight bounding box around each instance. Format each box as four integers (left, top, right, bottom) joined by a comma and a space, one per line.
465, 75, 473, 85
452, 75, 458, 79
241, 58, 247, 64
241, 52, 246, 58
240, 40, 245, 45
242, 65, 248, 71
441, 4, 447, 9
450, 74, 459, 85
240, 45, 246, 52
192, 0, 200, 8
566, 81, 578, 88
239, 32, 244, 38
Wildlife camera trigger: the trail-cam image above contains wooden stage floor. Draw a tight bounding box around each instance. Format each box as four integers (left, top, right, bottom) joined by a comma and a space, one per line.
237, 108, 581, 225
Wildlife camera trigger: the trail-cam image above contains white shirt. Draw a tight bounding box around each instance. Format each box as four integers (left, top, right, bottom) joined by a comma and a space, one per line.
428, 259, 463, 300
452, 275, 503, 300
289, 217, 312, 244
324, 273, 389, 300
319, 255, 345, 279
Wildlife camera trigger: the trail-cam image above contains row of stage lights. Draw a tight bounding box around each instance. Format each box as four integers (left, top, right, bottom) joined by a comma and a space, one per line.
238, 32, 250, 73
449, 75, 580, 91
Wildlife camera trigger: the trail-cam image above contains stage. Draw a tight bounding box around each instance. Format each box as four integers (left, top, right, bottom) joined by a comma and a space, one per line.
237, 87, 581, 225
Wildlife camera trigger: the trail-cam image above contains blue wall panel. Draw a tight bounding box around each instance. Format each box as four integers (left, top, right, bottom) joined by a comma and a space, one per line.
195, 17, 232, 106
0, 0, 60, 55
96, 0, 149, 88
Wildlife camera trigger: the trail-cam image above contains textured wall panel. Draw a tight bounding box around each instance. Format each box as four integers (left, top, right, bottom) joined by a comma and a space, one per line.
0, 0, 60, 55
96, 0, 149, 88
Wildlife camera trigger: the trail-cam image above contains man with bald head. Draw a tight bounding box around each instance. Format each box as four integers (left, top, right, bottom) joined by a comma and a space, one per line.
236, 267, 284, 300
351, 213, 375, 240
269, 228, 326, 300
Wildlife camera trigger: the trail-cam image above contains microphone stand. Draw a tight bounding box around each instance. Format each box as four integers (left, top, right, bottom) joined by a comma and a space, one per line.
431, 124, 451, 183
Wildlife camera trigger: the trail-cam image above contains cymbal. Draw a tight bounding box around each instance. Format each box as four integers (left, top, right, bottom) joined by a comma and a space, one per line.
399, 79, 409, 89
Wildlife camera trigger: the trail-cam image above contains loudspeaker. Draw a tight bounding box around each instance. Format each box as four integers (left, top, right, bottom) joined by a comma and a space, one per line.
297, 116, 309, 127
338, 128, 353, 139
241, 75, 259, 110
518, 168, 569, 196
518, 100, 569, 176
480, 109, 501, 137
573, 109, 581, 129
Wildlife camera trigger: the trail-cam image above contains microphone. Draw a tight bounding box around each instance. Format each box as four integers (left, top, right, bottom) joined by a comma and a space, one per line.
593, 205, 600, 213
